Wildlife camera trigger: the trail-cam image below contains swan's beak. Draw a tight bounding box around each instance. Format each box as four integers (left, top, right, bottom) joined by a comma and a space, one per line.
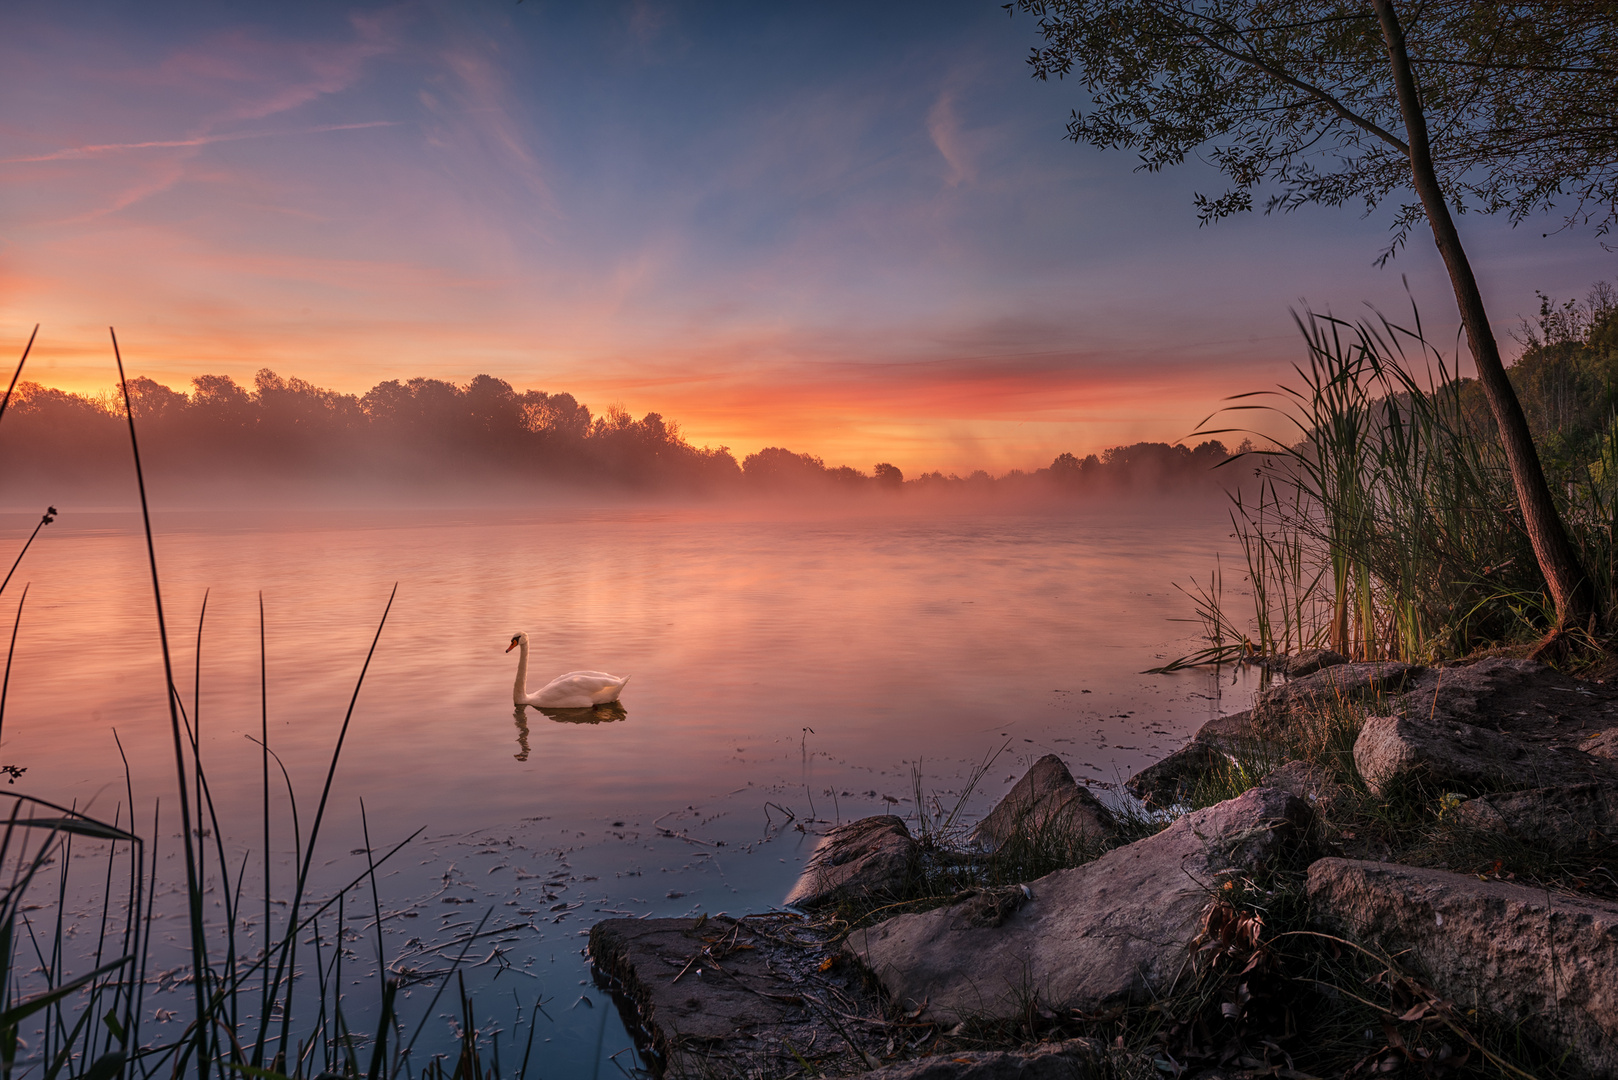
506, 641, 518, 653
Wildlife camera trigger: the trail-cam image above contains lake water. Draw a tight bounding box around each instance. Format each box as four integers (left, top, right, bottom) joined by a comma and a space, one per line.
0, 496, 1257, 1077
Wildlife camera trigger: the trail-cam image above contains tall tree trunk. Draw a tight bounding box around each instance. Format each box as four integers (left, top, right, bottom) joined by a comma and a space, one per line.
1373, 0, 1596, 634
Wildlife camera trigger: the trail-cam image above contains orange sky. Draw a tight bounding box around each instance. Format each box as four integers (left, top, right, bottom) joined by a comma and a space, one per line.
3, 2, 1613, 476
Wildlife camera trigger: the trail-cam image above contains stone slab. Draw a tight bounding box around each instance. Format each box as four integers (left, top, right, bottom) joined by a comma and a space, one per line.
1308, 858, 1618, 1078
590, 915, 885, 1077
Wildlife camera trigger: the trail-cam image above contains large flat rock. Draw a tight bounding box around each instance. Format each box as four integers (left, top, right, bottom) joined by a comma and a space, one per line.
590, 915, 885, 1077
845, 787, 1309, 1024
1308, 858, 1618, 1078
971, 755, 1114, 850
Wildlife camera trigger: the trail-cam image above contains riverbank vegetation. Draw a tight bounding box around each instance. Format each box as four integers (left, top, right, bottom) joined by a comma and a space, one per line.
1189, 284, 1618, 667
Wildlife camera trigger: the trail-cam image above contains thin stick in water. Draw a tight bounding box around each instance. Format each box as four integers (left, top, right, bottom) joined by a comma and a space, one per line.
0, 584, 27, 758
0, 507, 57, 600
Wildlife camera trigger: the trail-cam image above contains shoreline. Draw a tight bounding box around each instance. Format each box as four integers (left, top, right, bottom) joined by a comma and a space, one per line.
590, 652, 1618, 1079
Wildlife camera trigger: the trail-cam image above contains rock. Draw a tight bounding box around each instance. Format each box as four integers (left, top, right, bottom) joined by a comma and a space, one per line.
1353, 711, 1615, 798
1265, 649, 1349, 678
1123, 741, 1221, 806
1308, 858, 1618, 1078
1352, 713, 1583, 796
785, 815, 917, 909
1192, 709, 1263, 753
847, 1040, 1101, 1080
1255, 661, 1421, 720
1352, 658, 1618, 796
590, 915, 885, 1078
972, 755, 1115, 850
1584, 728, 1618, 760
1399, 657, 1618, 743
1449, 783, 1618, 847
845, 787, 1310, 1024
1260, 760, 1343, 813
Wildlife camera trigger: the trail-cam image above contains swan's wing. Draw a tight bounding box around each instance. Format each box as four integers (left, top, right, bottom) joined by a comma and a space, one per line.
537, 671, 628, 705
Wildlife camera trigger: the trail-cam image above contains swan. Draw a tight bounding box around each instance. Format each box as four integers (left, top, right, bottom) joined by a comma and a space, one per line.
506, 632, 630, 708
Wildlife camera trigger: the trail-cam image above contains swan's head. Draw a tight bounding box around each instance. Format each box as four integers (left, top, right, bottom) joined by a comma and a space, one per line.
506, 632, 526, 653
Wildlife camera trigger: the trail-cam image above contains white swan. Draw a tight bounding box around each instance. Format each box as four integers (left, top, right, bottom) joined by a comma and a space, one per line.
506, 632, 630, 708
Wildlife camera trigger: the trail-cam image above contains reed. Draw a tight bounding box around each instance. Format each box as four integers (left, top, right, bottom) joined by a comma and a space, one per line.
1189, 302, 1600, 666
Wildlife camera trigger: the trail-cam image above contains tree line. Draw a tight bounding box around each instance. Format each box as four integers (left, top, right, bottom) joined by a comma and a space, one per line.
0, 369, 1233, 496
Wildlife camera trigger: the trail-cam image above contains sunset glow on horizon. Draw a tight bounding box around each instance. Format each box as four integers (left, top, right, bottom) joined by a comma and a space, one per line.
5, 1, 1615, 476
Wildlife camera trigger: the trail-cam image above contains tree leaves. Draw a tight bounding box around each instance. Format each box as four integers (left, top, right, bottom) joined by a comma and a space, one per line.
1009, 1, 1618, 249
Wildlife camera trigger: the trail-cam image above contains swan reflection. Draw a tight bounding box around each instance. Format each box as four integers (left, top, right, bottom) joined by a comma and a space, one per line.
512, 701, 628, 759
540, 701, 628, 724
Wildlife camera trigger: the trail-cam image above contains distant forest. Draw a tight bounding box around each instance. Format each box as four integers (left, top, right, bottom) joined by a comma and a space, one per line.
0, 370, 1234, 496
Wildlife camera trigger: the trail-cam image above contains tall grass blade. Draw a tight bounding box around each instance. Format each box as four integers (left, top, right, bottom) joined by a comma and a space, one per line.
0, 328, 37, 431
110, 326, 210, 1080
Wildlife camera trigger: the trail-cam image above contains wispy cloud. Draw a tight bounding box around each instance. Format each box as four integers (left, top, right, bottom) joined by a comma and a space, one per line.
927, 90, 974, 186
0, 121, 401, 164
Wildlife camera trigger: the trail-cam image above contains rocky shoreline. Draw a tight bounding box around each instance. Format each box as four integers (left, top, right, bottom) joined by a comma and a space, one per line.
589, 655, 1618, 1078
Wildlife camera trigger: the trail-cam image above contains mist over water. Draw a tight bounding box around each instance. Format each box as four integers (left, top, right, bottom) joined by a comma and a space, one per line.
0, 371, 1239, 502
0, 495, 1256, 1075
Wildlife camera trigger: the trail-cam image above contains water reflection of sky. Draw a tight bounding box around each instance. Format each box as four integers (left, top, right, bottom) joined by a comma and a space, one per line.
0, 499, 1256, 1075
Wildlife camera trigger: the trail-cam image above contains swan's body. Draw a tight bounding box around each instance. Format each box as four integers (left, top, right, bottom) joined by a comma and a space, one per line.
507, 632, 630, 708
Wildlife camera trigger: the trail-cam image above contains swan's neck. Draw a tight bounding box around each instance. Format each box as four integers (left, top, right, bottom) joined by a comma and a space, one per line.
513, 639, 530, 704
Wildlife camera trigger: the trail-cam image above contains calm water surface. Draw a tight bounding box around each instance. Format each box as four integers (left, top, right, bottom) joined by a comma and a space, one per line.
0, 498, 1256, 1076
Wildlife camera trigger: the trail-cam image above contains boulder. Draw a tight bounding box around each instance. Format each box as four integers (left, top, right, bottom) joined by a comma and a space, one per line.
972, 755, 1115, 850
845, 1041, 1101, 1080
845, 787, 1310, 1024
1265, 649, 1349, 678
1449, 783, 1618, 848
1192, 709, 1264, 753
1353, 712, 1602, 797
1308, 858, 1618, 1078
1254, 661, 1421, 721
1259, 760, 1343, 814
1124, 741, 1221, 807
785, 815, 917, 909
